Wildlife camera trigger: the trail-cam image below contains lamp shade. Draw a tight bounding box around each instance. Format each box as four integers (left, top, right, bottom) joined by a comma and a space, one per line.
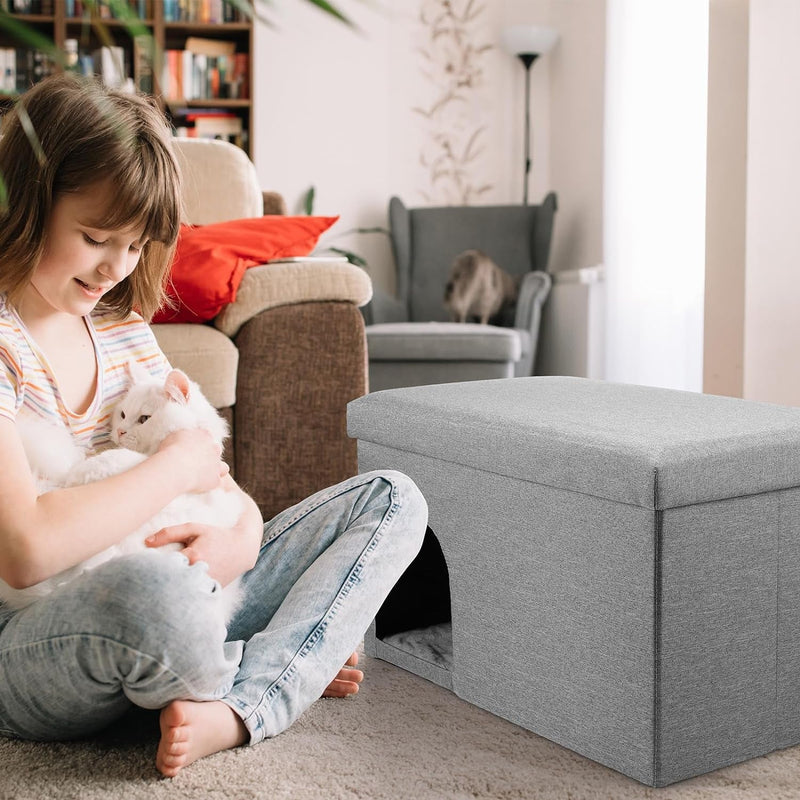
501, 25, 559, 57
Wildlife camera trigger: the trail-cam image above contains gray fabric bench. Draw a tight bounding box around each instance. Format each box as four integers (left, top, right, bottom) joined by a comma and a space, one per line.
346, 376, 800, 787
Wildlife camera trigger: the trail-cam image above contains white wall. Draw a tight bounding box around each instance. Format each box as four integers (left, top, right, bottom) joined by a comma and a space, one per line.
252, 0, 396, 292
744, 0, 800, 405
251, 0, 598, 295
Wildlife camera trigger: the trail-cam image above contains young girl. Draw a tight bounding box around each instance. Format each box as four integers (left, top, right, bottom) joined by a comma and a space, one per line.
0, 74, 427, 777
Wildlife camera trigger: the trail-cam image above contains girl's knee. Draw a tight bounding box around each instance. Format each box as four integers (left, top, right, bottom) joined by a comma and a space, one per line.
79, 551, 228, 653
363, 470, 428, 558
376, 470, 428, 527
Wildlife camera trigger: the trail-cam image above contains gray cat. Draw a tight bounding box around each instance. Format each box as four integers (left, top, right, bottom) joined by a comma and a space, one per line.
443, 249, 519, 324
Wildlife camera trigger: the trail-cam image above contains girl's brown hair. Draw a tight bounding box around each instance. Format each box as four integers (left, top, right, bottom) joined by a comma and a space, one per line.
0, 73, 181, 321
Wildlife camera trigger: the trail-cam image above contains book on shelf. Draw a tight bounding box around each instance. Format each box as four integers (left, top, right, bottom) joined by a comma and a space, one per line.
0, 47, 56, 94
163, 0, 245, 23
133, 35, 154, 94
185, 37, 236, 57
161, 49, 248, 102
0, 49, 14, 95
65, 0, 148, 17
2, 0, 55, 12
171, 108, 246, 149
92, 45, 127, 89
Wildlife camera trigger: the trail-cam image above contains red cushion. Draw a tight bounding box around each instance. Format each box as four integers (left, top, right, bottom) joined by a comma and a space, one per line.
152, 215, 338, 323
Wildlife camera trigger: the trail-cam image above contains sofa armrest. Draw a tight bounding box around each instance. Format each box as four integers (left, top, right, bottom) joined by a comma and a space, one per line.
233, 300, 368, 520
214, 259, 373, 338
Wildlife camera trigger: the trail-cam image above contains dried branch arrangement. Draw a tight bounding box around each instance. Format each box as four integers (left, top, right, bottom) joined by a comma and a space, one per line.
414, 0, 493, 205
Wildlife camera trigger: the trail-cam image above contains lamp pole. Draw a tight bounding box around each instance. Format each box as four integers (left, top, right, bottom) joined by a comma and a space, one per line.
518, 52, 539, 206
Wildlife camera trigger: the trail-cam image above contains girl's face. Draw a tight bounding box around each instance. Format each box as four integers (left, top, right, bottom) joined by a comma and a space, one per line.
26, 184, 147, 318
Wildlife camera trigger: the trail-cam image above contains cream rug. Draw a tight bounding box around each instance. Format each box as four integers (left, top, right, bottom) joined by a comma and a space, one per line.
1, 649, 799, 800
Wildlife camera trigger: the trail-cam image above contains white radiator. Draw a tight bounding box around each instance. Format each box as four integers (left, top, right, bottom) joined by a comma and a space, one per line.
536, 265, 605, 379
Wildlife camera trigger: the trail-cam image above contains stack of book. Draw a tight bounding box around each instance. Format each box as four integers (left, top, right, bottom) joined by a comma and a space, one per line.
161, 37, 248, 101
171, 108, 246, 149
64, 0, 147, 16
163, 0, 244, 23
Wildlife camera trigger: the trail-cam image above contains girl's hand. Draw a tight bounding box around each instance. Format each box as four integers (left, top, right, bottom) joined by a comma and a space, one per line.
156, 428, 229, 494
145, 477, 262, 586
145, 521, 247, 587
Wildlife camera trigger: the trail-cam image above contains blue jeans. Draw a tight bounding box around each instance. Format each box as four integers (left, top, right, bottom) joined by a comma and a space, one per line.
0, 470, 427, 744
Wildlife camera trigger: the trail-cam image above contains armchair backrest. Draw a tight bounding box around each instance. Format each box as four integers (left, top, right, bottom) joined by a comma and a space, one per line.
172, 137, 263, 225
389, 193, 557, 322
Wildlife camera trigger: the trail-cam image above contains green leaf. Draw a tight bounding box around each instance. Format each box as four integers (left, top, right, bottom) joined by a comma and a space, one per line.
226, 0, 271, 26
328, 247, 369, 269
234, 0, 357, 27
100, 0, 152, 42
302, 0, 353, 26
353, 226, 389, 236
303, 186, 315, 215
0, 11, 63, 64
16, 102, 46, 167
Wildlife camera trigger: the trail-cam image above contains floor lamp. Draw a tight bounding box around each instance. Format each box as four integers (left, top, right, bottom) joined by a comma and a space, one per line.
501, 25, 559, 205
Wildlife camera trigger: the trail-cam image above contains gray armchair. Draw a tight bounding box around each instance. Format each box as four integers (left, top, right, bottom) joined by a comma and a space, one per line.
363, 193, 557, 392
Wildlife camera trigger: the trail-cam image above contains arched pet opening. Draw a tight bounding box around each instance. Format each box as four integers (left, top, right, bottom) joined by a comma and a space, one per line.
373, 526, 453, 673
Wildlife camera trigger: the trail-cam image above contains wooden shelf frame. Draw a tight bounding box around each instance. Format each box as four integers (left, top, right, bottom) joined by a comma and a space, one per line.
0, 0, 254, 156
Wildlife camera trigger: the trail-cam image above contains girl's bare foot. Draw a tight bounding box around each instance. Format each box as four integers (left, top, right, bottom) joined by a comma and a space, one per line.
322, 651, 363, 698
157, 653, 361, 775
156, 700, 248, 778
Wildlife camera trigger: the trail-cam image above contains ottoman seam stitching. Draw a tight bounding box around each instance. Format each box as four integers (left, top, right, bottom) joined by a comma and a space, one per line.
653, 472, 663, 786
361, 442, 657, 508
775, 491, 781, 750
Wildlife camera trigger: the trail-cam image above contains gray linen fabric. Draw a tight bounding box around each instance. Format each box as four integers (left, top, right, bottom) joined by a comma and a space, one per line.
347, 376, 800, 787
348, 376, 800, 508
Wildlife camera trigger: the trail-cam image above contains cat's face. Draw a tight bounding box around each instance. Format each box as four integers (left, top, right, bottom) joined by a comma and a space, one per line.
112, 381, 179, 455
112, 367, 228, 455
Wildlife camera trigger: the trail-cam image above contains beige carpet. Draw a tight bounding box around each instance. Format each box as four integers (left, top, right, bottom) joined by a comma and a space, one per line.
2, 649, 800, 800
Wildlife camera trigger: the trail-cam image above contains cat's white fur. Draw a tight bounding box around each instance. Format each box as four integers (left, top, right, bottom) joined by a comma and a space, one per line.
0, 363, 243, 622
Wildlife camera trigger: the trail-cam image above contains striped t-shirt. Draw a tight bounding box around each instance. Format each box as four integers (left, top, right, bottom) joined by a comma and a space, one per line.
0, 294, 171, 451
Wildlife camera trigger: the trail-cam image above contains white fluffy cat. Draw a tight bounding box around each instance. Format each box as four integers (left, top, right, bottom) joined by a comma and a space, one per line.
0, 363, 243, 621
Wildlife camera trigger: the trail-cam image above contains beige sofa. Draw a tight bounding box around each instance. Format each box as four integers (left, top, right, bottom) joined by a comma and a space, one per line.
152, 138, 372, 520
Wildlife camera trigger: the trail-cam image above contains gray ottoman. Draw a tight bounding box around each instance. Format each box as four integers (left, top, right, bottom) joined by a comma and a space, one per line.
346, 376, 800, 787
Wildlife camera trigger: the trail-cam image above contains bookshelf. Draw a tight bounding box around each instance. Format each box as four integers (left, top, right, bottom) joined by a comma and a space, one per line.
0, 0, 254, 157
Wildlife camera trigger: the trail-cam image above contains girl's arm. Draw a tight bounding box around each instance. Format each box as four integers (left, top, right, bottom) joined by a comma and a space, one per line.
0, 417, 227, 589
144, 478, 264, 586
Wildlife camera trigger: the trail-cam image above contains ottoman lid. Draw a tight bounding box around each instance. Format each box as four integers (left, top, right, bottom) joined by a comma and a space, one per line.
347, 376, 800, 509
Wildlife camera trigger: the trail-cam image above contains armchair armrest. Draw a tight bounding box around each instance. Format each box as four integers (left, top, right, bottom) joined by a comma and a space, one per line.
214, 259, 373, 338
362, 285, 408, 326
513, 270, 552, 377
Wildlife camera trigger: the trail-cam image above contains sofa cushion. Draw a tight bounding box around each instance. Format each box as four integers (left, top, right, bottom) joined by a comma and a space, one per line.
153, 216, 339, 324
174, 137, 264, 224
366, 322, 523, 362
151, 323, 238, 409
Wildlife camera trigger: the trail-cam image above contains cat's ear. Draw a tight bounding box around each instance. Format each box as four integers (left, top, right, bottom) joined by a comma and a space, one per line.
124, 359, 151, 385
164, 369, 191, 405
